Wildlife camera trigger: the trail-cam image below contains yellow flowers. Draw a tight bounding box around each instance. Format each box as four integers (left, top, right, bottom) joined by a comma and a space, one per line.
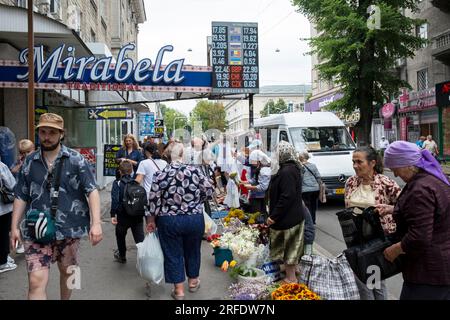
225, 209, 260, 225
221, 261, 229, 272
228, 208, 245, 220
271, 283, 321, 300
221, 260, 237, 272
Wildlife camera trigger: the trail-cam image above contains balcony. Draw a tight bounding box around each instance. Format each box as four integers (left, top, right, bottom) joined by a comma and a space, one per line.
432, 30, 450, 65
431, 0, 450, 13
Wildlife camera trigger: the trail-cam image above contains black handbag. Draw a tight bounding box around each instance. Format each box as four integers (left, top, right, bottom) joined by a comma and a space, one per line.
336, 206, 386, 248
0, 179, 14, 204
336, 206, 402, 282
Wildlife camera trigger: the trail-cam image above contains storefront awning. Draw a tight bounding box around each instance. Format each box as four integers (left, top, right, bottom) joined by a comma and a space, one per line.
0, 4, 92, 60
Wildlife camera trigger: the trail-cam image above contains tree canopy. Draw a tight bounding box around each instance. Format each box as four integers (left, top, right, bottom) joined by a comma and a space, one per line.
292, 0, 426, 145
159, 104, 188, 138
190, 100, 228, 132
260, 99, 288, 117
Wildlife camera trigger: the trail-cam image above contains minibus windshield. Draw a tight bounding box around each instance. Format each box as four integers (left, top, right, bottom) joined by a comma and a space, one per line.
289, 127, 356, 152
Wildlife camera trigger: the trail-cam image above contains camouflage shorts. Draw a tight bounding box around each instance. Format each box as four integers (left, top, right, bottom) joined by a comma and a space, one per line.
24, 238, 80, 273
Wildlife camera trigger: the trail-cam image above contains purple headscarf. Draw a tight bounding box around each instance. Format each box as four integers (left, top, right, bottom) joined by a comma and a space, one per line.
384, 141, 450, 186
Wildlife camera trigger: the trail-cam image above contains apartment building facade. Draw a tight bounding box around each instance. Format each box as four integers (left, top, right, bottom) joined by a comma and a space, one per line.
0, 0, 146, 186
308, 0, 450, 152
225, 85, 312, 138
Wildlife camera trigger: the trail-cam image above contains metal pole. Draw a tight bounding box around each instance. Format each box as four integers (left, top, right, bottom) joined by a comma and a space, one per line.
27, 0, 35, 143
249, 93, 254, 128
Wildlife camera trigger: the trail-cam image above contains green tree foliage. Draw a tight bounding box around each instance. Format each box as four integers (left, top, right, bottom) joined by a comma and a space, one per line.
159, 104, 188, 138
292, 0, 426, 145
260, 99, 288, 117
190, 100, 228, 131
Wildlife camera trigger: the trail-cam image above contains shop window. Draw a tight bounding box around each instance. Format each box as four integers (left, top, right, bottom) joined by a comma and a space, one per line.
417, 69, 428, 91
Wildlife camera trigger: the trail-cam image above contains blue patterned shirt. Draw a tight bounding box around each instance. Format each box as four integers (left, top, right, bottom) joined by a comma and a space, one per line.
15, 145, 98, 240
147, 162, 214, 217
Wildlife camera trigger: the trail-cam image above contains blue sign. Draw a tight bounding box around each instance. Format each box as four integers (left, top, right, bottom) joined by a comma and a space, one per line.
139, 113, 155, 138
0, 44, 212, 92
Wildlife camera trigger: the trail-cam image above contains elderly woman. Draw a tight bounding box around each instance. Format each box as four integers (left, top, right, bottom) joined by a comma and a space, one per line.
116, 134, 143, 175
298, 151, 321, 224
146, 142, 214, 300
345, 146, 401, 300
241, 149, 271, 219
377, 141, 450, 300
267, 141, 304, 284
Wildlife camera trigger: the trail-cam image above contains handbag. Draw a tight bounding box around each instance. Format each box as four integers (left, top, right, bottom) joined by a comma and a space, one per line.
344, 237, 403, 283
0, 178, 14, 204
336, 206, 402, 282
26, 157, 64, 244
304, 164, 327, 203
298, 254, 360, 300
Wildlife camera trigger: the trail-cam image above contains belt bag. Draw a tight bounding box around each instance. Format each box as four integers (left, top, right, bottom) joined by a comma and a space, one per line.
26, 157, 65, 244
26, 209, 56, 244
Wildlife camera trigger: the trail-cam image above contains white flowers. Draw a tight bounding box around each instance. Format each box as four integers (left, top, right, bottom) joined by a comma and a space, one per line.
220, 226, 260, 261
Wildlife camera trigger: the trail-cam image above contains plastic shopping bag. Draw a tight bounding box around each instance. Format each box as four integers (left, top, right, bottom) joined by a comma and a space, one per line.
204, 210, 218, 235
136, 233, 164, 284
224, 178, 240, 208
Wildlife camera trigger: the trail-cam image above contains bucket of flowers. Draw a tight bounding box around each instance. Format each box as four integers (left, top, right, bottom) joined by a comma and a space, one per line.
207, 233, 234, 267
270, 283, 321, 300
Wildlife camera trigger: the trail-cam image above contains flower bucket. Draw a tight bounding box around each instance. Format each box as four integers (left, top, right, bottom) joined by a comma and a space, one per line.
237, 267, 266, 284
214, 247, 233, 267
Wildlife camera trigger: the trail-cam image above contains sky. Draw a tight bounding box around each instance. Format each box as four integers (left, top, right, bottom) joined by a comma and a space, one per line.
137, 0, 311, 115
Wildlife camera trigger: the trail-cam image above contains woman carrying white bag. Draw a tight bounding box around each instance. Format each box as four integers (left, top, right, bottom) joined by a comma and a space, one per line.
136, 232, 164, 285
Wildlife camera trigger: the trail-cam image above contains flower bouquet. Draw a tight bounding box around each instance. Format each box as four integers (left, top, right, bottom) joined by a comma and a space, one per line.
270, 283, 321, 300
227, 280, 271, 300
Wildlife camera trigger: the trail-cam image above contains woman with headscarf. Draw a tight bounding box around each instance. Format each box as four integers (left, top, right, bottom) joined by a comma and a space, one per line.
240, 149, 271, 219
267, 141, 305, 284
146, 142, 214, 300
377, 141, 450, 300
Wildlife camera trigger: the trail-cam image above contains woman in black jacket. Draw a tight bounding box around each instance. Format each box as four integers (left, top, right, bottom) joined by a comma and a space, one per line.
267, 141, 305, 283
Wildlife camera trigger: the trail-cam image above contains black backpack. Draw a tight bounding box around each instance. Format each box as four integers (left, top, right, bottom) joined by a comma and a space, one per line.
122, 179, 147, 217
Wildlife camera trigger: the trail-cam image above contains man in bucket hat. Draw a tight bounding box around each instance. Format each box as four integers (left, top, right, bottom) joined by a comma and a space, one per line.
10, 113, 103, 300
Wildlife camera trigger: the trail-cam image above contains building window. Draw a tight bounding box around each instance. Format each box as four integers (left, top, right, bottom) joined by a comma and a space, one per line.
90, 0, 98, 12
17, 0, 27, 8
417, 69, 428, 91
49, 0, 60, 13
91, 29, 96, 42
416, 23, 428, 47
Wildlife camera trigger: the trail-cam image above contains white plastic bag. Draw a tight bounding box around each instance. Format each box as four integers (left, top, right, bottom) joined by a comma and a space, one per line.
224, 178, 240, 208
204, 210, 218, 235
136, 233, 164, 284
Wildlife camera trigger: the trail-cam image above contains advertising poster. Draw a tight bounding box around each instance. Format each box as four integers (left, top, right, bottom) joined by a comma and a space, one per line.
103, 144, 122, 176
139, 112, 155, 140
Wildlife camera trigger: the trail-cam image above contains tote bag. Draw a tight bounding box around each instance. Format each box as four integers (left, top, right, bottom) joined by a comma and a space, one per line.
299, 254, 360, 300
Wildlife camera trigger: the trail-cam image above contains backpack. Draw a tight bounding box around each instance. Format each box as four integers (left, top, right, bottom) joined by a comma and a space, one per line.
122, 179, 147, 217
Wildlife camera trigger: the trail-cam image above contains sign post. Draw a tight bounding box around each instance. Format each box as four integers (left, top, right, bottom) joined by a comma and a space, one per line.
211, 21, 259, 95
